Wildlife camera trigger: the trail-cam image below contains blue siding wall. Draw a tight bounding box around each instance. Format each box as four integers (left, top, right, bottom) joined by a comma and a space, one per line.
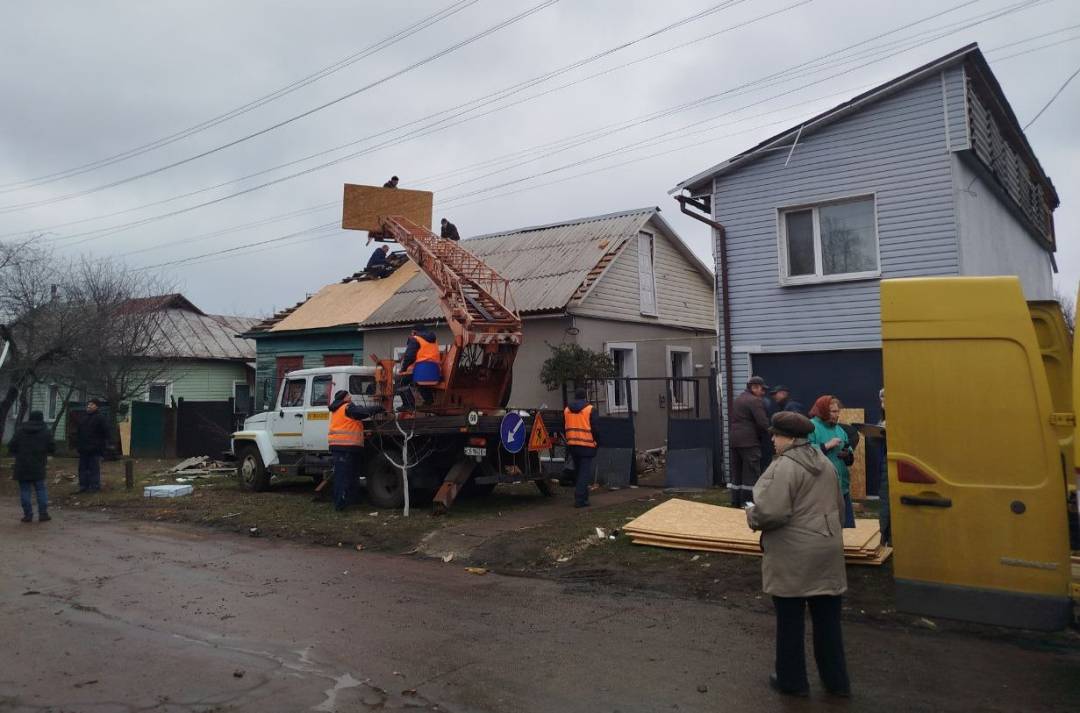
253, 330, 363, 410
713, 71, 959, 370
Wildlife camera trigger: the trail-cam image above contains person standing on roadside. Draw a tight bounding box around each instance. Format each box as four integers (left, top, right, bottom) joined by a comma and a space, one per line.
75, 399, 110, 493
564, 388, 599, 509
730, 376, 769, 506
8, 411, 55, 523
808, 395, 854, 527
762, 384, 806, 462
747, 411, 850, 699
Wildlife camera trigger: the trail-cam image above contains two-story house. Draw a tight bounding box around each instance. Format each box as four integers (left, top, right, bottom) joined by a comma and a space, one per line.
672, 44, 1058, 472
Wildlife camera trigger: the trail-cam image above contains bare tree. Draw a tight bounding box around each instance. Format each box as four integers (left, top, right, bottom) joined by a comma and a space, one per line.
371, 413, 435, 517
1054, 286, 1076, 336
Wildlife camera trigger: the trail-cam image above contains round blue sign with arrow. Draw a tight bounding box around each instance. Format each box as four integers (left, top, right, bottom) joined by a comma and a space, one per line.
499, 412, 526, 454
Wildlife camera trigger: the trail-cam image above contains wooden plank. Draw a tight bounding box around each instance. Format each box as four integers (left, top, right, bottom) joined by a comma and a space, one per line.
630, 537, 892, 566
839, 408, 866, 500
342, 184, 433, 232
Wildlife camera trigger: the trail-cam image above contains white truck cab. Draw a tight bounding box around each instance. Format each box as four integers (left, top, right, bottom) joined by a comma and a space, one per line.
231, 366, 377, 491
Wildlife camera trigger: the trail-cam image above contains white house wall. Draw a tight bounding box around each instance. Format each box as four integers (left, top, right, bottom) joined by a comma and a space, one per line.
953, 154, 1054, 299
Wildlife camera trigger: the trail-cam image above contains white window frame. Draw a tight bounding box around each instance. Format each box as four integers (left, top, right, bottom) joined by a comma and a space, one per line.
604, 342, 638, 413
638, 230, 659, 317
666, 346, 694, 411
776, 193, 881, 286
47, 384, 60, 422
147, 381, 172, 404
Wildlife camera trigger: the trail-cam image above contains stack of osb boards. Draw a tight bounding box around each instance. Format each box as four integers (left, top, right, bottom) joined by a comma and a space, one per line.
625, 499, 892, 566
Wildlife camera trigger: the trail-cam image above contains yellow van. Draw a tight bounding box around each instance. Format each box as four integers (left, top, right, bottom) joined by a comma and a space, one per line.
881, 276, 1075, 631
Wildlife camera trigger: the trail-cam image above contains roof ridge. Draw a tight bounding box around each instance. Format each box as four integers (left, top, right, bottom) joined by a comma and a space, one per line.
468, 206, 658, 241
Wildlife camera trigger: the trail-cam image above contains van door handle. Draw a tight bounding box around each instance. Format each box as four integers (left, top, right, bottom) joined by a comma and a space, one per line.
900, 495, 952, 508
294, 413, 303, 418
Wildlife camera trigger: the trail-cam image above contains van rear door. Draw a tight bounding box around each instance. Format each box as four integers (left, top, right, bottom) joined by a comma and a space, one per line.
882, 276, 1072, 631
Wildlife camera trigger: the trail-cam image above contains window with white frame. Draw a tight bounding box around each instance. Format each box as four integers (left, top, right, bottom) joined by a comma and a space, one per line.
638, 231, 658, 316
147, 382, 171, 404
47, 385, 60, 421
666, 346, 693, 409
778, 195, 879, 284
605, 342, 638, 412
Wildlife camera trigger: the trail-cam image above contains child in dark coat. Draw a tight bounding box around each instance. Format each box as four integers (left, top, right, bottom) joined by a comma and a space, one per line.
8, 411, 55, 522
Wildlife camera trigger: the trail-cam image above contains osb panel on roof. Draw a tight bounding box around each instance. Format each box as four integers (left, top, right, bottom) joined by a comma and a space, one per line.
271, 262, 419, 332
342, 184, 432, 232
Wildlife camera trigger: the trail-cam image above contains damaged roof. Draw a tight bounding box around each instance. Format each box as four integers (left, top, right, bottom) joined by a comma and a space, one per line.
129, 295, 258, 360
358, 207, 659, 327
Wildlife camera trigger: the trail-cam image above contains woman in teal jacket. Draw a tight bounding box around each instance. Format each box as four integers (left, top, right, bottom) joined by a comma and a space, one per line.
808, 395, 855, 527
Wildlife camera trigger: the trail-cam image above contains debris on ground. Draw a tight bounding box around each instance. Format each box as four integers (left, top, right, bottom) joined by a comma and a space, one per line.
635, 448, 665, 474
465, 567, 488, 575
159, 455, 236, 481
233, 670, 245, 679
144, 484, 194, 498
355, 544, 365, 551
248, 527, 261, 538
442, 553, 455, 563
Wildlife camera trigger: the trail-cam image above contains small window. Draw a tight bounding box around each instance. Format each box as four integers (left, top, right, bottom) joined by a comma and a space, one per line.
349, 374, 376, 396
280, 378, 306, 408
778, 196, 879, 284
667, 347, 693, 410
148, 382, 170, 404
233, 382, 252, 414
47, 385, 60, 421
605, 343, 638, 412
638, 231, 658, 316
310, 375, 333, 406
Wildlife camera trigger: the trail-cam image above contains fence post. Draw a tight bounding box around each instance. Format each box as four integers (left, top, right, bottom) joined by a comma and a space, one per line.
124, 459, 134, 491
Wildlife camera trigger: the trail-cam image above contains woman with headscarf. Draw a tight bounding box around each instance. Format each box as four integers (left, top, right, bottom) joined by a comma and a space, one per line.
747, 411, 850, 698
808, 395, 855, 527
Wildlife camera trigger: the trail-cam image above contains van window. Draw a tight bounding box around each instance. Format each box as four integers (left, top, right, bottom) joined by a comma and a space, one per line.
311, 375, 333, 406
349, 375, 376, 396
280, 378, 306, 408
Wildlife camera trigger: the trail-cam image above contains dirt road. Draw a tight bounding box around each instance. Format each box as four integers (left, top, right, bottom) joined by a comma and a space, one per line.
1, 506, 1077, 713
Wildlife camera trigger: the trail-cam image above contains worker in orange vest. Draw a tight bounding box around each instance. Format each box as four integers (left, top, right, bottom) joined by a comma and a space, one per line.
564, 387, 600, 508
328, 389, 377, 510
398, 324, 441, 410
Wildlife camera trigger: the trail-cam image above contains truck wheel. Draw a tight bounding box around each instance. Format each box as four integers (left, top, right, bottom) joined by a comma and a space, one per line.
236, 444, 270, 492
366, 452, 405, 509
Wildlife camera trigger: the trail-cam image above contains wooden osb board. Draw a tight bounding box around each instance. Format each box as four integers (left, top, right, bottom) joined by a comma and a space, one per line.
623, 499, 880, 549
271, 263, 419, 332
839, 408, 866, 500
342, 184, 433, 232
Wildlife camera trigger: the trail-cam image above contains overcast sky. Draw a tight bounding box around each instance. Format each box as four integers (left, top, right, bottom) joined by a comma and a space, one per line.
1, 0, 1077, 317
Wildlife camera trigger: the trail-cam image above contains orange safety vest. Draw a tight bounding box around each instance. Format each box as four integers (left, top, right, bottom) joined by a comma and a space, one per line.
563, 404, 597, 448
414, 335, 440, 364
328, 404, 364, 448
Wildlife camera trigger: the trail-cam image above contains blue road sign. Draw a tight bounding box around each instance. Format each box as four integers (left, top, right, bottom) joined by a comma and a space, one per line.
499, 412, 526, 454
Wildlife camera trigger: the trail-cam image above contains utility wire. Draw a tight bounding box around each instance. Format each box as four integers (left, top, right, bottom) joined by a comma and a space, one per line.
0, 0, 480, 193
1023, 63, 1080, 129
0, 0, 560, 214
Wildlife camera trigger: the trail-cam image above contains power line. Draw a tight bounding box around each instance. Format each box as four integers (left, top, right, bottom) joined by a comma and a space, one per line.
0, 0, 561, 214
1023, 62, 1080, 129
0, 0, 480, 194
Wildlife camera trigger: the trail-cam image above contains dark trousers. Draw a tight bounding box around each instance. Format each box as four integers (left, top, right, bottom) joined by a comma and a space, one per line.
731, 446, 761, 506
397, 375, 433, 410
331, 448, 359, 511
570, 447, 595, 506
19, 480, 48, 518
878, 445, 891, 546
842, 492, 855, 528
773, 595, 849, 694
78, 453, 101, 492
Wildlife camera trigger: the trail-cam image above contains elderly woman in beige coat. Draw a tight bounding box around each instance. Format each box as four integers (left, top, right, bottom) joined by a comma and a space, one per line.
747, 411, 851, 698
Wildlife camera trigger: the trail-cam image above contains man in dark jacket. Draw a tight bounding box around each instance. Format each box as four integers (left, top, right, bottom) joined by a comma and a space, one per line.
730, 376, 769, 507
75, 399, 110, 493
439, 218, 461, 241
327, 390, 381, 511
9, 411, 55, 522
762, 385, 806, 463
564, 388, 600, 508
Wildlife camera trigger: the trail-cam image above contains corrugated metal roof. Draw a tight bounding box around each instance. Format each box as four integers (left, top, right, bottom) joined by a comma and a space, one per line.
149, 309, 257, 360
360, 208, 656, 327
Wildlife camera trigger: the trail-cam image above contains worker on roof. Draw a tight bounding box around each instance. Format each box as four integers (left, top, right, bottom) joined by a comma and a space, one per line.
365, 244, 392, 278
439, 218, 461, 241
564, 388, 600, 509
398, 324, 440, 410
383, 175, 399, 189
327, 389, 379, 510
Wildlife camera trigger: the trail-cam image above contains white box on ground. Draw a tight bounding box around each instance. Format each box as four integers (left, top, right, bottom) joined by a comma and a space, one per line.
144, 484, 194, 498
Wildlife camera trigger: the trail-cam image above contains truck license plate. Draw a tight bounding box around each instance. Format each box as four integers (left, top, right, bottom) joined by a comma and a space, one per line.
464, 446, 486, 457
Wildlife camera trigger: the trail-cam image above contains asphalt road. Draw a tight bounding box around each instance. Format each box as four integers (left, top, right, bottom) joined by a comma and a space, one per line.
1, 506, 1077, 713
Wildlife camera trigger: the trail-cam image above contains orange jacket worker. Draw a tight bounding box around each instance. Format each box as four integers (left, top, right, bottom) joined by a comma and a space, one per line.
564, 388, 599, 508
